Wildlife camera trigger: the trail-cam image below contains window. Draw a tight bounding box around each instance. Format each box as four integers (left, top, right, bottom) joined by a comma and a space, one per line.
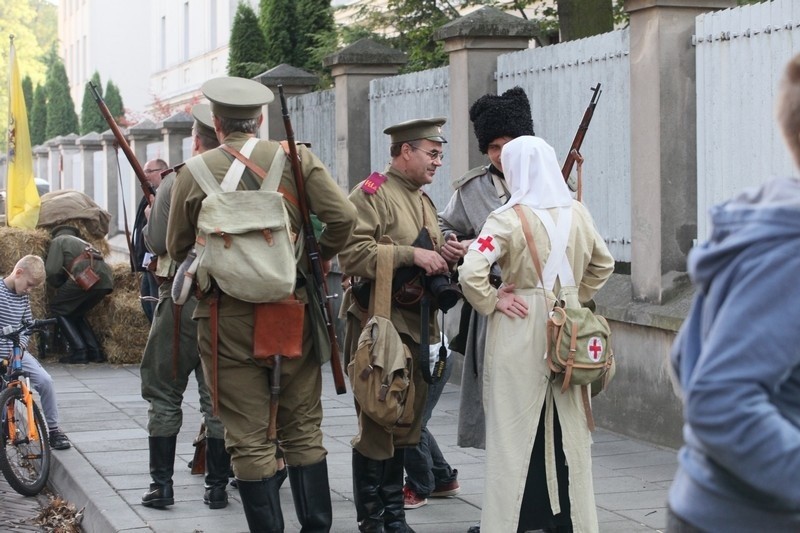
160, 16, 166, 69
209, 0, 217, 49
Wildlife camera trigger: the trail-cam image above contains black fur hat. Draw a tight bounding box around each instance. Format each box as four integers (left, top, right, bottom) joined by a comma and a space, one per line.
469, 86, 535, 154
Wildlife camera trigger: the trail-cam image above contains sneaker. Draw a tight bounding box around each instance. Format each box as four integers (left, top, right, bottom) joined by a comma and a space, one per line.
403, 484, 428, 510
431, 470, 460, 497
49, 431, 71, 450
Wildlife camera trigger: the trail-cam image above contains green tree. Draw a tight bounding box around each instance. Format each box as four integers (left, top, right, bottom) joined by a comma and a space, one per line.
557, 0, 612, 41
30, 83, 47, 146
104, 80, 125, 125
260, 0, 298, 68
229, 2, 269, 78
295, 0, 334, 71
21, 75, 34, 114
44, 51, 78, 139
80, 71, 106, 134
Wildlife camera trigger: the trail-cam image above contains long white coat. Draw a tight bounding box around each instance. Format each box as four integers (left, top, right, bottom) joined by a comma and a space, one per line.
459, 201, 613, 533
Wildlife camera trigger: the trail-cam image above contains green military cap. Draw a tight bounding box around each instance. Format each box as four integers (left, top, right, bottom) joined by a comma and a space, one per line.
201, 77, 274, 120
384, 117, 448, 145
191, 103, 215, 137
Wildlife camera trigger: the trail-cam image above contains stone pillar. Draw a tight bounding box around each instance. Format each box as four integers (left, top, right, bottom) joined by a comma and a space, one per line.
323, 39, 407, 190
58, 134, 80, 191
128, 119, 162, 204
33, 145, 48, 184
254, 63, 320, 141
101, 130, 120, 235
435, 7, 535, 180
76, 132, 103, 199
162, 111, 193, 166
46, 137, 63, 191
626, 0, 735, 303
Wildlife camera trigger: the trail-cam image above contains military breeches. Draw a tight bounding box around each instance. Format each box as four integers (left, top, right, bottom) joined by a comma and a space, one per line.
49, 280, 110, 317
197, 307, 326, 481
140, 283, 221, 439
351, 331, 429, 461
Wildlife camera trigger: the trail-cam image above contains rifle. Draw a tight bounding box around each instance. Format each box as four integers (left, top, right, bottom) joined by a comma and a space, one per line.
277, 85, 347, 395
87, 82, 155, 204
561, 83, 602, 184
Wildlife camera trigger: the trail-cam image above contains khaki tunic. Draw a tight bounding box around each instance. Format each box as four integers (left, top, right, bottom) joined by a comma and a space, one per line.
140, 173, 221, 439
166, 132, 356, 479
45, 232, 113, 316
338, 165, 445, 460
459, 202, 613, 533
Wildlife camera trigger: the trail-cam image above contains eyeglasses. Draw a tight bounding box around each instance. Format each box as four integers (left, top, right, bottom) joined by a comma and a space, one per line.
411, 145, 445, 162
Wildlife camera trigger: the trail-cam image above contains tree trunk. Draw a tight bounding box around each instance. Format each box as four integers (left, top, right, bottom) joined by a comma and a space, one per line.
557, 0, 614, 42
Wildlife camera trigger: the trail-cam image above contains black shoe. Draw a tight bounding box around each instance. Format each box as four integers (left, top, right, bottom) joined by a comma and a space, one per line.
467, 525, 480, 533
141, 436, 176, 508
204, 485, 229, 509
49, 431, 71, 450
142, 483, 174, 508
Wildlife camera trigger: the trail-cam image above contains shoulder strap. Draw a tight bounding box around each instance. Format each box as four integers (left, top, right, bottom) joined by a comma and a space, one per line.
370, 236, 395, 320
185, 155, 222, 196
531, 207, 575, 289
220, 141, 285, 193
220, 138, 259, 191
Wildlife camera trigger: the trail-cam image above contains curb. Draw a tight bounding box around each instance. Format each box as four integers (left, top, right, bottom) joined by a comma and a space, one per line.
49, 447, 151, 533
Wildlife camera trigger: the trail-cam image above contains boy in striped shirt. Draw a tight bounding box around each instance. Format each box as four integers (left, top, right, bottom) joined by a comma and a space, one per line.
1, 255, 71, 450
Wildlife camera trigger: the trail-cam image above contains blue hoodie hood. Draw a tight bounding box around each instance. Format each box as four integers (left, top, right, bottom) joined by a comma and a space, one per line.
689, 177, 800, 292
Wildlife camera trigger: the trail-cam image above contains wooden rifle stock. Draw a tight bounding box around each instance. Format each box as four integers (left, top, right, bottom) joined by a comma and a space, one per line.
561, 83, 602, 182
87, 81, 154, 204
277, 85, 347, 395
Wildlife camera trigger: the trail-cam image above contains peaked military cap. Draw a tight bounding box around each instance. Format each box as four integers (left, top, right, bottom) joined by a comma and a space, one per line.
201, 77, 274, 120
191, 103, 215, 137
384, 117, 448, 145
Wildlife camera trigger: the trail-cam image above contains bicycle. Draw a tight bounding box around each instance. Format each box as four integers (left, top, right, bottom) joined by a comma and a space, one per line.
0, 318, 57, 496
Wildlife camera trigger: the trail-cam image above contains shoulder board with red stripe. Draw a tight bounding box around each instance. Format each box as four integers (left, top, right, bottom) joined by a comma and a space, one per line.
360, 172, 388, 195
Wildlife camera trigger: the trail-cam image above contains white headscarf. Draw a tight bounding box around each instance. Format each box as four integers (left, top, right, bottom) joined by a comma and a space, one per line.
494, 135, 573, 214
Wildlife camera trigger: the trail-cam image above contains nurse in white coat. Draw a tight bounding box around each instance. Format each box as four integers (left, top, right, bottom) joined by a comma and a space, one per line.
458, 136, 613, 533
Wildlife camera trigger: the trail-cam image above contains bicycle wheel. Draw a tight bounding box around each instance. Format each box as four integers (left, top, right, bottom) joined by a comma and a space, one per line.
0, 386, 51, 496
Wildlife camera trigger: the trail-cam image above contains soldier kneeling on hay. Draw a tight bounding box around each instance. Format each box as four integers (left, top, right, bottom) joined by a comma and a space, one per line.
45, 225, 113, 364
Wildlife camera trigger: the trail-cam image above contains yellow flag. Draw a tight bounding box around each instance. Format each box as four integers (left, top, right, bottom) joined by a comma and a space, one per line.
5, 37, 40, 229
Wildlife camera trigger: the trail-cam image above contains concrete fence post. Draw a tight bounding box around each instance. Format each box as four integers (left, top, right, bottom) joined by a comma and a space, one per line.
625, 0, 736, 303
254, 63, 320, 142
434, 7, 536, 181
161, 111, 193, 167
76, 132, 103, 198
323, 39, 407, 190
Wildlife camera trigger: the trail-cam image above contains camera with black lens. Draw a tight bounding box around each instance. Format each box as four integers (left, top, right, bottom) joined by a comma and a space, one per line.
424, 273, 462, 312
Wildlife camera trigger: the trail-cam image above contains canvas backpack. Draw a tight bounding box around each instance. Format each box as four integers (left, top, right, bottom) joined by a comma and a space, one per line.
514, 205, 615, 430
348, 237, 416, 436
183, 138, 299, 303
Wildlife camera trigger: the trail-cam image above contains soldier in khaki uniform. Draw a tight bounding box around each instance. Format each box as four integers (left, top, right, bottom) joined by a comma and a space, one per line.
167, 77, 356, 533
339, 118, 466, 533
139, 104, 230, 511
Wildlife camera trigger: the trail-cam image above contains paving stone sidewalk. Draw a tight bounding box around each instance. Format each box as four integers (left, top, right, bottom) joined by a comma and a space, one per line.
14, 362, 677, 532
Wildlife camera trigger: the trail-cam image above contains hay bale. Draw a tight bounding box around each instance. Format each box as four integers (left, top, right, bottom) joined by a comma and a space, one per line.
86, 264, 150, 364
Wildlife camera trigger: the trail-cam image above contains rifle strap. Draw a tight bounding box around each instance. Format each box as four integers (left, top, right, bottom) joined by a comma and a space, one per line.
112, 145, 144, 290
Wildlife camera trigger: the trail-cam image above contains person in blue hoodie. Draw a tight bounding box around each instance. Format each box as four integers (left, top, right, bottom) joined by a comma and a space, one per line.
668, 54, 800, 532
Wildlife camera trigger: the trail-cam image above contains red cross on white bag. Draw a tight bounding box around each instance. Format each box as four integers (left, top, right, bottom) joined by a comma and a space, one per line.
477, 236, 495, 252
588, 337, 604, 362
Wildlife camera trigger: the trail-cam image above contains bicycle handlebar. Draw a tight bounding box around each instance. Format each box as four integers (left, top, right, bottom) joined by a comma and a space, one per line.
0, 318, 58, 339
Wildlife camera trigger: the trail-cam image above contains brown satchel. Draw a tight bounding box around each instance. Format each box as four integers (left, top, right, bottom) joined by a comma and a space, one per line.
64, 245, 103, 291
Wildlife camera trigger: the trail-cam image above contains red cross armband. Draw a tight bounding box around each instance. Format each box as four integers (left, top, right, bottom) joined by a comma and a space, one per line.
469, 234, 500, 263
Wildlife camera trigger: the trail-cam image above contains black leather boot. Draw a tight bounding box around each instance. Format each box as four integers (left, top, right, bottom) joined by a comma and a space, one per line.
352, 449, 385, 533
381, 449, 415, 533
203, 438, 230, 509
77, 316, 106, 362
237, 476, 284, 533
142, 436, 176, 508
56, 316, 88, 364
288, 459, 333, 532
